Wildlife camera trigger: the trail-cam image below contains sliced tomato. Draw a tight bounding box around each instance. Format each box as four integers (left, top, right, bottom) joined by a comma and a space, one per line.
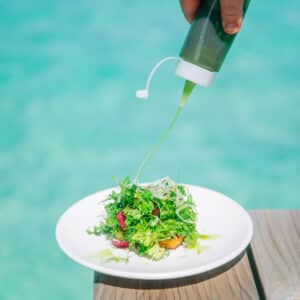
159, 236, 184, 249
152, 207, 159, 216
116, 211, 126, 231
112, 239, 129, 248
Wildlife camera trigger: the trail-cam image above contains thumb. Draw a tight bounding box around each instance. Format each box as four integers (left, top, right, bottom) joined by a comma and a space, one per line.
220, 0, 244, 34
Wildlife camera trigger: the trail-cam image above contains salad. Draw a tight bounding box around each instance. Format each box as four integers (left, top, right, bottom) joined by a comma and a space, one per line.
88, 177, 208, 261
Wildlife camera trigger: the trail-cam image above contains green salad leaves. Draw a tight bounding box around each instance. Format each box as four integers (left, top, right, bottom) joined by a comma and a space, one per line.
87, 177, 206, 260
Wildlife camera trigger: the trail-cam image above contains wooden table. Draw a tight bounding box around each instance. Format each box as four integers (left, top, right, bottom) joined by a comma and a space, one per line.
94, 211, 300, 300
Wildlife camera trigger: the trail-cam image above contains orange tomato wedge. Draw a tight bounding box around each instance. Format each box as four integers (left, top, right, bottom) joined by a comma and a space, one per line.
158, 235, 184, 249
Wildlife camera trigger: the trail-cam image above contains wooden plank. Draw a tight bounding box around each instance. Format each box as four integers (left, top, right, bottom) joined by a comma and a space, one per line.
250, 210, 300, 300
94, 253, 259, 300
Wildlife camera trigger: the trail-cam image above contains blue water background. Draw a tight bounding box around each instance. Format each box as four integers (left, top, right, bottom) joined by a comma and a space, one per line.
0, 0, 299, 299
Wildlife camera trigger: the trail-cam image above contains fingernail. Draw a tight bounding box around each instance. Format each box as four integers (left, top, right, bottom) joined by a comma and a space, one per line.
223, 23, 240, 34
187, 15, 194, 24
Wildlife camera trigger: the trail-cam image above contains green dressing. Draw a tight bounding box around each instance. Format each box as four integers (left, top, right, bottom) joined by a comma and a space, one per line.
91, 249, 129, 264
198, 234, 219, 240
195, 244, 210, 255
134, 80, 195, 181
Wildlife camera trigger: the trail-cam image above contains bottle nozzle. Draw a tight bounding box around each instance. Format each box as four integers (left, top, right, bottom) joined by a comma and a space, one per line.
136, 56, 180, 100
136, 89, 149, 99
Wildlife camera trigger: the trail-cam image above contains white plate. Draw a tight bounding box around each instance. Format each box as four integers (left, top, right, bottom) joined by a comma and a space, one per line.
56, 184, 253, 280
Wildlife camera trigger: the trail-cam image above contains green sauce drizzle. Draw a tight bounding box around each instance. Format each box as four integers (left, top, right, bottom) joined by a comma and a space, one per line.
134, 80, 195, 181
92, 249, 129, 264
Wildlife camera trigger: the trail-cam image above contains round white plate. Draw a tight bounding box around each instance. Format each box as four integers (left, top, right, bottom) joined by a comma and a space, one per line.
56, 184, 253, 280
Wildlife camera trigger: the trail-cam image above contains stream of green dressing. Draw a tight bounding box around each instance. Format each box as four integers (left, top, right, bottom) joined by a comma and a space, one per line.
134, 80, 195, 181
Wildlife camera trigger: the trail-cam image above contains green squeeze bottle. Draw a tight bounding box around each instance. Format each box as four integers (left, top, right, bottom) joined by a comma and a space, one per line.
137, 0, 251, 101
176, 0, 251, 88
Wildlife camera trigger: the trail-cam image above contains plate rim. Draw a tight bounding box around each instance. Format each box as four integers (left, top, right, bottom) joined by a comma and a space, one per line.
55, 184, 253, 280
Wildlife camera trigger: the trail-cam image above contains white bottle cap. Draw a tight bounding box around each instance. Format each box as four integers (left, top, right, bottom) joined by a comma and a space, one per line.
175, 59, 216, 87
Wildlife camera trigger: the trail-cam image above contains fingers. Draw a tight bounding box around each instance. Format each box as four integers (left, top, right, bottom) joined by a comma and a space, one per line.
220, 0, 244, 34
180, 0, 200, 23
180, 0, 244, 34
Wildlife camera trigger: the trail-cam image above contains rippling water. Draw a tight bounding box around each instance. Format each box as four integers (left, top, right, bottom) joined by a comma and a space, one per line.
0, 0, 299, 299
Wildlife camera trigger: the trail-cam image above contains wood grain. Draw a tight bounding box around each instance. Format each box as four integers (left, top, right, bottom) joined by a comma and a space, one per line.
94, 253, 259, 300
250, 210, 300, 300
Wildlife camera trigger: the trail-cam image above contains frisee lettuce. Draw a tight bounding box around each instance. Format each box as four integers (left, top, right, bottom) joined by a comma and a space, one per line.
87, 177, 208, 261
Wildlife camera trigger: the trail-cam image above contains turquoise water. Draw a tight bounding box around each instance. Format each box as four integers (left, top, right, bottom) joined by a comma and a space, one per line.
0, 0, 299, 299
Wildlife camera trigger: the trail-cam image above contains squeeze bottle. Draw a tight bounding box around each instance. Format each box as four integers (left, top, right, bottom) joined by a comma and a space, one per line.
136, 0, 251, 100
176, 0, 251, 87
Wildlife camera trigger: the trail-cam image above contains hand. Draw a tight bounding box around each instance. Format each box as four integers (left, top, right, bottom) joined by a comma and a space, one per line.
180, 0, 244, 35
